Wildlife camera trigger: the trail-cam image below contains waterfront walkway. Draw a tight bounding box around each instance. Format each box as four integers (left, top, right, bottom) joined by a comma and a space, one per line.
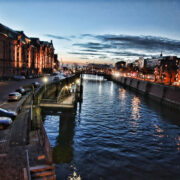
0, 89, 52, 179
0, 92, 31, 179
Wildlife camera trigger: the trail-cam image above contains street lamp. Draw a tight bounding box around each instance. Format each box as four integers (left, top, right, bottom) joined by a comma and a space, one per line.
43, 77, 48, 91
76, 78, 80, 84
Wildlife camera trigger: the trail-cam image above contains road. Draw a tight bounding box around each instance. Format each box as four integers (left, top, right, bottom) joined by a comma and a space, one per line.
0, 77, 48, 106
0, 75, 66, 108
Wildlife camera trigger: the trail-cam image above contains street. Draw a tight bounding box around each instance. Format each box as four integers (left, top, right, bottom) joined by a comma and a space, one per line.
0, 77, 49, 106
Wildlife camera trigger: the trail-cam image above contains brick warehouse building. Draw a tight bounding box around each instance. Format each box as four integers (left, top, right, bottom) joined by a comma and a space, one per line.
0, 23, 55, 79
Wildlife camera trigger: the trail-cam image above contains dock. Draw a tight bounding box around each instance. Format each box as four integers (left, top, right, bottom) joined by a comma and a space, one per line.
40, 93, 76, 108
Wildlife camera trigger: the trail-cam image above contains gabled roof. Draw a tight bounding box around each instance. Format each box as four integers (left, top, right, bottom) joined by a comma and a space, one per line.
40, 40, 54, 49
16, 31, 30, 44
0, 23, 18, 39
0, 23, 54, 49
30, 38, 40, 46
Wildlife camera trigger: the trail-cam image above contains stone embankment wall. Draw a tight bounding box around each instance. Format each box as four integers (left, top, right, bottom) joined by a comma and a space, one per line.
112, 76, 180, 110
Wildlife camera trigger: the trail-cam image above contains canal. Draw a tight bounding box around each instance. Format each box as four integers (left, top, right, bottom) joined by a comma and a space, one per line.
43, 74, 180, 179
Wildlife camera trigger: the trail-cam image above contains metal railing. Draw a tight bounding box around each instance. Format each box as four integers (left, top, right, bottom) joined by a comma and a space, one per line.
25, 149, 31, 180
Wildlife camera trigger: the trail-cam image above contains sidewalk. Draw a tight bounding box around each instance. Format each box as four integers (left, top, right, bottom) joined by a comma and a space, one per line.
0, 94, 31, 179
0, 83, 53, 179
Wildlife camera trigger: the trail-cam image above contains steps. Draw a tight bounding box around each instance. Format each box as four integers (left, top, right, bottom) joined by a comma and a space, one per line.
30, 164, 56, 180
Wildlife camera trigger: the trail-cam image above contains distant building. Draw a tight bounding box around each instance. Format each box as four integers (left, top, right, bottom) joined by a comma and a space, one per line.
54, 54, 60, 71
144, 58, 160, 70
86, 63, 111, 74
0, 23, 54, 79
134, 54, 180, 73
132, 60, 139, 69
115, 61, 126, 69
87, 63, 111, 70
159, 56, 180, 70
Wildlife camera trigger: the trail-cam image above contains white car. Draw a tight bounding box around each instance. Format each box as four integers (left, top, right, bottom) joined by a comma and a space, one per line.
8, 92, 22, 101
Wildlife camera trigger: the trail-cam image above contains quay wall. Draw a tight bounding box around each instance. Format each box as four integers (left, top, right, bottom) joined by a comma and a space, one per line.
112, 76, 180, 110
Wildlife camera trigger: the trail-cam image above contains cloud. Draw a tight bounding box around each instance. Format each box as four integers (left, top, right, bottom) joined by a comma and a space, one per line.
95, 34, 180, 53
80, 49, 99, 53
108, 51, 153, 57
44, 34, 71, 41
73, 42, 112, 50
68, 33, 180, 63
77, 33, 180, 54
70, 35, 77, 39
68, 52, 102, 56
99, 55, 108, 59
80, 34, 95, 38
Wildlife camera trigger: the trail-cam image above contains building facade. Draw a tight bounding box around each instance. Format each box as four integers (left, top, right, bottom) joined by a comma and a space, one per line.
0, 23, 55, 79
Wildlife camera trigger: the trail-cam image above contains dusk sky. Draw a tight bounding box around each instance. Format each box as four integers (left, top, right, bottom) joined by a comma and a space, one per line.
0, 0, 180, 64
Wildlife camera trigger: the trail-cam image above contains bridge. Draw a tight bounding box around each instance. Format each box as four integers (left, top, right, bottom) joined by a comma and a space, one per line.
33, 74, 82, 108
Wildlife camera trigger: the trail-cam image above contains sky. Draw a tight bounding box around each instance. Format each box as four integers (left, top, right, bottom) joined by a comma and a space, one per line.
0, 0, 180, 65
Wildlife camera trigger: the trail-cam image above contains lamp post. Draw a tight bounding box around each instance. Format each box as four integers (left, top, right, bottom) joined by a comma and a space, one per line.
43, 77, 48, 91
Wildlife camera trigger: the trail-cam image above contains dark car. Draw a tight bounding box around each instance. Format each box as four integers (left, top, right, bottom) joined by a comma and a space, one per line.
32, 82, 40, 88
16, 88, 26, 95
0, 117, 13, 128
0, 108, 17, 120
53, 76, 60, 83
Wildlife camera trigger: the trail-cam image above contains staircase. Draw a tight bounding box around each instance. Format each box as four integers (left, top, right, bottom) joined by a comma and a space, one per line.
30, 164, 56, 180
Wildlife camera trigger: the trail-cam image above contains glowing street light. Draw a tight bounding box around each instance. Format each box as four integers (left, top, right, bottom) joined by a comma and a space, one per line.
76, 79, 80, 84
43, 77, 48, 91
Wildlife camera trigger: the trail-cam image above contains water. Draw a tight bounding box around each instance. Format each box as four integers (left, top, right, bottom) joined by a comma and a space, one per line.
43, 74, 180, 180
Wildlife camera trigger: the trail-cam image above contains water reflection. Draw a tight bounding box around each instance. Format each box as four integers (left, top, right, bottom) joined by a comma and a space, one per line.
83, 74, 104, 81
98, 81, 102, 95
175, 135, 180, 152
68, 165, 81, 180
131, 96, 141, 121
154, 124, 164, 138
110, 81, 114, 97
53, 109, 76, 164
119, 88, 126, 106
42, 108, 77, 164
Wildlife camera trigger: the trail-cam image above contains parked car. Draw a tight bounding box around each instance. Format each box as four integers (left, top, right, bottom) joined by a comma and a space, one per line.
13, 75, 26, 80
32, 82, 40, 88
0, 108, 17, 120
52, 72, 61, 76
8, 92, 22, 101
0, 117, 13, 127
27, 75, 33, 79
59, 74, 66, 79
16, 88, 26, 95
53, 76, 60, 83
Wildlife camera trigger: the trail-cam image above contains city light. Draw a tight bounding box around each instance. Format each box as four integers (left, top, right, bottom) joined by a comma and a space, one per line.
43, 77, 48, 91
76, 79, 80, 84
69, 84, 72, 89
43, 77, 48, 83
113, 71, 120, 77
